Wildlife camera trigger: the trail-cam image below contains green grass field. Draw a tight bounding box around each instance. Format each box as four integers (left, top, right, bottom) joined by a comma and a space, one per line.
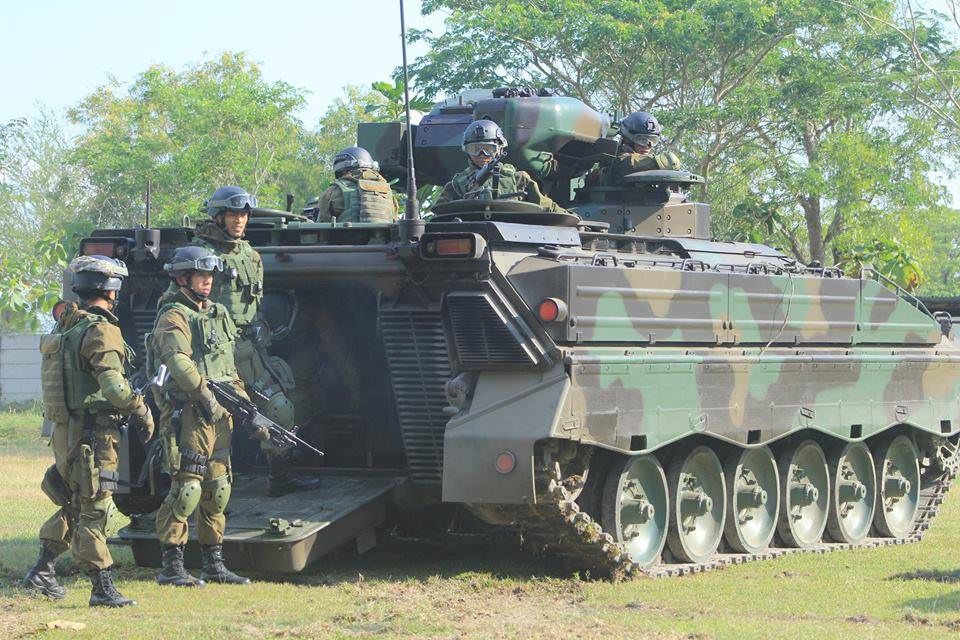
3, 409, 960, 639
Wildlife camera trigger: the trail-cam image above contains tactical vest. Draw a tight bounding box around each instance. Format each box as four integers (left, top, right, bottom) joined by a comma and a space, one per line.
152, 301, 237, 394
39, 312, 117, 421
335, 170, 397, 223
453, 163, 524, 201
192, 237, 262, 328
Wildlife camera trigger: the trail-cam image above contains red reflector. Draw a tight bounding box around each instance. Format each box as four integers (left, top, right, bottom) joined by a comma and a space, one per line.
435, 238, 473, 257
538, 299, 560, 322
495, 451, 516, 475
538, 298, 567, 323
81, 241, 116, 257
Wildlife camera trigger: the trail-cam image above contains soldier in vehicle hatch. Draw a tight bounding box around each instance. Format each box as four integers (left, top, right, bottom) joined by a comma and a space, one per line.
600, 110, 681, 186
149, 246, 250, 587
435, 119, 561, 211
180, 186, 321, 496
24, 255, 152, 607
316, 147, 399, 223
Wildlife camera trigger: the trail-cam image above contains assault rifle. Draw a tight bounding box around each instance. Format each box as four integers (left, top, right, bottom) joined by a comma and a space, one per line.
206, 379, 324, 458
120, 364, 170, 441
473, 152, 507, 188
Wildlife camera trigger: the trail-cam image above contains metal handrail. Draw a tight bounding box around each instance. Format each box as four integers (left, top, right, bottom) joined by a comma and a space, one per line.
861, 266, 934, 318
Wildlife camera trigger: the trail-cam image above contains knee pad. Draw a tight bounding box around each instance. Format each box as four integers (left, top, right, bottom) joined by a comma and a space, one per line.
81, 496, 119, 536
170, 479, 202, 520
201, 475, 231, 515
41, 465, 70, 507
261, 391, 295, 429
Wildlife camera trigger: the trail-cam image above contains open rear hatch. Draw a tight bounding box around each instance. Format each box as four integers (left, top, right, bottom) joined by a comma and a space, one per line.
118, 473, 406, 572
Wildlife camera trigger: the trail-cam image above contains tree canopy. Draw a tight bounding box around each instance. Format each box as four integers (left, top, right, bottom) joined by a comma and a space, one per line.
412, 0, 959, 286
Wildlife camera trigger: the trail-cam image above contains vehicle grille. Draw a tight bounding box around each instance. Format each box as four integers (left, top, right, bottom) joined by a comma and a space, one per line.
130, 308, 159, 359
379, 308, 452, 485
444, 292, 540, 368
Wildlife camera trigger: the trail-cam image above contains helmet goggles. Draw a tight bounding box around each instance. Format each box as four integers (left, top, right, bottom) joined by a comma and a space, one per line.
623, 132, 661, 148
164, 255, 224, 275
208, 193, 258, 211
463, 141, 502, 158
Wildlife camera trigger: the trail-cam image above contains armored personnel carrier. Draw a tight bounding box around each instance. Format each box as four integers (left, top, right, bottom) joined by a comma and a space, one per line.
74, 89, 959, 576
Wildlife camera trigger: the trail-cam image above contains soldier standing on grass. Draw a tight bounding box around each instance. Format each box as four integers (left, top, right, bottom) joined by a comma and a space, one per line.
182, 186, 321, 496
149, 246, 250, 586
23, 255, 153, 607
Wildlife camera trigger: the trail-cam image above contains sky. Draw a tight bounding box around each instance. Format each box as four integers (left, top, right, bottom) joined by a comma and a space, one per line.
0, 0, 447, 126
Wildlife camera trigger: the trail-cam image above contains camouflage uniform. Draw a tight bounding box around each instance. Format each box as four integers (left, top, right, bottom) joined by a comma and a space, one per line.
317, 168, 398, 223
149, 287, 242, 548
36, 303, 147, 571
602, 148, 682, 186
181, 221, 297, 437
436, 162, 560, 211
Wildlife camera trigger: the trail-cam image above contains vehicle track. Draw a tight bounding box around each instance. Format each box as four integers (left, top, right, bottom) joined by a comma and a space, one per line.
518, 454, 956, 580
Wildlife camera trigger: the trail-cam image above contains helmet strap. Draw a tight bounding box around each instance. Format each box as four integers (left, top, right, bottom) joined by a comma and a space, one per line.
179, 283, 208, 303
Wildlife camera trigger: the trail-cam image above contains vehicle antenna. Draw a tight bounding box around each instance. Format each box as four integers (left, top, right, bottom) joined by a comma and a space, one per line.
145, 178, 151, 228
397, 0, 424, 243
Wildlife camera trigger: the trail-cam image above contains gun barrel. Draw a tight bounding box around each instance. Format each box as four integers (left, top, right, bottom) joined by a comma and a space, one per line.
208, 380, 324, 457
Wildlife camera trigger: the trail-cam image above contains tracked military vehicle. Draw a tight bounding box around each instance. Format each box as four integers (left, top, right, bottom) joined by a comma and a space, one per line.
73, 89, 959, 577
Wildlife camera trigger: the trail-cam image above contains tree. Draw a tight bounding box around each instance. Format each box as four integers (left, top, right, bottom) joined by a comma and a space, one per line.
69, 52, 315, 225
0, 112, 84, 331
411, 0, 957, 287
365, 78, 433, 121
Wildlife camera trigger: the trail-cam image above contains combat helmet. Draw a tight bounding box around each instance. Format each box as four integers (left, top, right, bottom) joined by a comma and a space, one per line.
619, 111, 662, 148
333, 146, 379, 178
205, 186, 257, 218
461, 119, 508, 158
69, 255, 128, 295
164, 246, 224, 280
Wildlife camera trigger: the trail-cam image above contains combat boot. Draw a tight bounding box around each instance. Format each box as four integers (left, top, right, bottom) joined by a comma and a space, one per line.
22, 542, 66, 600
156, 544, 204, 587
200, 544, 250, 584
266, 456, 322, 497
88, 567, 136, 607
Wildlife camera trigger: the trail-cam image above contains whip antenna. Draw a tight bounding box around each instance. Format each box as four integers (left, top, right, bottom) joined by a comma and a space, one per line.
398, 0, 424, 242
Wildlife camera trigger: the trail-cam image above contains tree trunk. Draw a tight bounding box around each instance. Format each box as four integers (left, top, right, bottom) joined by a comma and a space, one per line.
801, 195, 825, 265
800, 123, 824, 265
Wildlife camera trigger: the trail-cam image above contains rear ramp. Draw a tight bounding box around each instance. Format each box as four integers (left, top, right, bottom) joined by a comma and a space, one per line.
119, 474, 405, 572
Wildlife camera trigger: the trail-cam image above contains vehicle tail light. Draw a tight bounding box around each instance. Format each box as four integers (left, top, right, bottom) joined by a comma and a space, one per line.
436, 238, 474, 256
420, 232, 486, 260
80, 240, 117, 257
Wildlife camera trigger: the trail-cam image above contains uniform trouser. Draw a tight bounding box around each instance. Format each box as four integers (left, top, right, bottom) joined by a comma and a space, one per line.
233, 333, 295, 455
38, 415, 120, 571
155, 404, 232, 546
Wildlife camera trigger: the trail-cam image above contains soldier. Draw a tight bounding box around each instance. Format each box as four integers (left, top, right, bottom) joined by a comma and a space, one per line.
316, 147, 398, 223
601, 111, 681, 186
435, 119, 560, 211
150, 246, 249, 586
187, 186, 321, 496
23, 255, 153, 607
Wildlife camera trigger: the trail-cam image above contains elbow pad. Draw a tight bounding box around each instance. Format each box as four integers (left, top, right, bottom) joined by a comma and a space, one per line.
167, 352, 204, 398
97, 369, 139, 412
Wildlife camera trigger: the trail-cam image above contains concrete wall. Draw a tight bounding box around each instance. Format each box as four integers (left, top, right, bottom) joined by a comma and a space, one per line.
0, 334, 41, 404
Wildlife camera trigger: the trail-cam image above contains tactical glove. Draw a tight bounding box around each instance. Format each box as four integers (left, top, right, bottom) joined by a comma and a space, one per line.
193, 385, 229, 425
129, 401, 155, 445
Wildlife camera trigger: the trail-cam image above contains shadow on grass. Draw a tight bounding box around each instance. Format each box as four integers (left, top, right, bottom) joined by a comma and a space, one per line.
257, 531, 587, 586
899, 593, 960, 616
891, 569, 960, 583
